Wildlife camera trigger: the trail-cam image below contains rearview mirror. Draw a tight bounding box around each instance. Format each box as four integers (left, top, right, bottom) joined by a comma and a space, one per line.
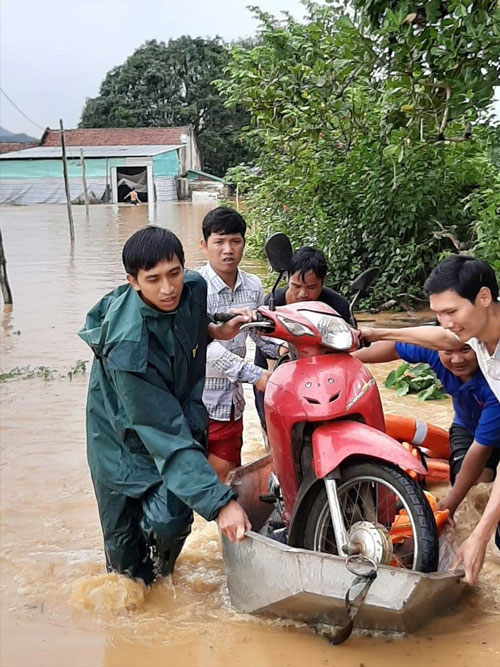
350, 267, 379, 295
264, 233, 293, 274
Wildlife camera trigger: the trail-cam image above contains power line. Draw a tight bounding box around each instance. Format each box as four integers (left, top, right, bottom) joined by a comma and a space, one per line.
0, 88, 46, 132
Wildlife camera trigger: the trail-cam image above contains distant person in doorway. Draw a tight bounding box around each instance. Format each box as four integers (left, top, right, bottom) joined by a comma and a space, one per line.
124, 188, 141, 205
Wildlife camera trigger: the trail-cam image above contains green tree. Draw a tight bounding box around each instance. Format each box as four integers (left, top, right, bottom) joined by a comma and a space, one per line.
217, 1, 500, 303
80, 37, 252, 176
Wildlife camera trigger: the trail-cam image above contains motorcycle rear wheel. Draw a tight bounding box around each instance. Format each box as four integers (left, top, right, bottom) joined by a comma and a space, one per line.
299, 461, 439, 572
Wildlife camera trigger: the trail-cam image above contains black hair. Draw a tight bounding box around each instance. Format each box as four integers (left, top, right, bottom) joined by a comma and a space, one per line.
288, 246, 328, 281
424, 255, 498, 303
122, 226, 185, 277
202, 206, 246, 241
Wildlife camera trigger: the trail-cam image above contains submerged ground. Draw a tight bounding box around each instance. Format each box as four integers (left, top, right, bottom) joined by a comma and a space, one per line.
1, 203, 499, 667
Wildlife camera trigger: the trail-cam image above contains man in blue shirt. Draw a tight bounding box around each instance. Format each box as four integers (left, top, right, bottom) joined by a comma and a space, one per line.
354, 341, 500, 515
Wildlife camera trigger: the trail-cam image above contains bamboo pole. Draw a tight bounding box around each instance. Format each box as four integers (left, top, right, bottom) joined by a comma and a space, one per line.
80, 148, 90, 216
59, 119, 75, 242
0, 228, 13, 305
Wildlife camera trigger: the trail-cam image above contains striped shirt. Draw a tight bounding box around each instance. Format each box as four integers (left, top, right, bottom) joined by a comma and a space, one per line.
197, 263, 265, 421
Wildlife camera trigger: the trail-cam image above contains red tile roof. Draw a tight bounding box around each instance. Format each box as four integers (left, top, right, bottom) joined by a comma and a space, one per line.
0, 142, 39, 154
41, 127, 190, 147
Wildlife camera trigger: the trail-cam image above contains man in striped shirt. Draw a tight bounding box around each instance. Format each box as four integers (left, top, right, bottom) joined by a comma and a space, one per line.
197, 207, 271, 481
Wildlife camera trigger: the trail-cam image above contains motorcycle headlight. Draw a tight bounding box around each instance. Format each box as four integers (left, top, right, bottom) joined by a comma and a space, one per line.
276, 315, 315, 337
301, 311, 354, 350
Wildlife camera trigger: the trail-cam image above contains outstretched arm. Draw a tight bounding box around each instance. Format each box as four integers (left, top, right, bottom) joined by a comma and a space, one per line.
353, 341, 400, 363
361, 325, 461, 350
206, 340, 270, 390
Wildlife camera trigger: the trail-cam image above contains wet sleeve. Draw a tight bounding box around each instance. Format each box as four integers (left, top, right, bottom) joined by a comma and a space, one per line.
185, 310, 211, 445
111, 369, 235, 521
207, 341, 264, 385
474, 390, 500, 447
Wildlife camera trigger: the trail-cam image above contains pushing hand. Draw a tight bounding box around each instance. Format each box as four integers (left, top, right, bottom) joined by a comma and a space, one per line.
216, 500, 252, 542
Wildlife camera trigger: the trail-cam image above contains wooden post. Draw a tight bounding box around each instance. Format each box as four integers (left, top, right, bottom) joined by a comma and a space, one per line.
236, 183, 240, 211
59, 119, 75, 242
105, 158, 110, 202
80, 148, 90, 216
0, 228, 13, 305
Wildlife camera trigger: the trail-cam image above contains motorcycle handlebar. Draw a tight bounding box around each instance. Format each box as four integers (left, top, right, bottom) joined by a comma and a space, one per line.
212, 311, 268, 324
213, 312, 237, 323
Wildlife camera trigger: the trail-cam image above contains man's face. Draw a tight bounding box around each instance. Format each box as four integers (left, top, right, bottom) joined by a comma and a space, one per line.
201, 233, 245, 277
429, 288, 490, 342
287, 270, 325, 303
127, 257, 184, 312
438, 345, 478, 379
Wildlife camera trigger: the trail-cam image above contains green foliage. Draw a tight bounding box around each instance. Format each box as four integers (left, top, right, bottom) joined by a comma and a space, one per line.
0, 360, 88, 383
224, 164, 259, 194
217, 2, 500, 304
79, 38, 253, 176
385, 362, 447, 400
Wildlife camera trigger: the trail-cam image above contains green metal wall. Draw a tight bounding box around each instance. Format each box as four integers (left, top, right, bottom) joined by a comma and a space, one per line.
152, 151, 179, 177
0, 151, 179, 179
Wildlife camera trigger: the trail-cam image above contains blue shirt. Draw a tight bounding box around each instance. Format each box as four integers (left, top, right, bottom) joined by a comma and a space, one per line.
394, 343, 500, 447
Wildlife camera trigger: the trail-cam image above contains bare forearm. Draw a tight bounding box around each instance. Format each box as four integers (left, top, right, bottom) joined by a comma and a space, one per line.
471, 473, 500, 542
353, 341, 399, 363
362, 325, 460, 350
442, 443, 492, 514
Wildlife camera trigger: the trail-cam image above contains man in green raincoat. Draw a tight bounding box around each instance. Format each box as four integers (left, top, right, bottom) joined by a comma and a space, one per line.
79, 226, 251, 585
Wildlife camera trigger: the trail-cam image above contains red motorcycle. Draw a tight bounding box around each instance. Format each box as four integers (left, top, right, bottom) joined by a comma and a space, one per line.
240, 234, 439, 572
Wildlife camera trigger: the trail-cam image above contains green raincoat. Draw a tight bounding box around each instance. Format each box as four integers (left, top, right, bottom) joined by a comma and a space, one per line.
79, 270, 235, 582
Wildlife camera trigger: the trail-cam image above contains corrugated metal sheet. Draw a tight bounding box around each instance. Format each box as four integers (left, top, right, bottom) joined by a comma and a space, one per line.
0, 178, 106, 205
155, 177, 177, 202
120, 156, 153, 168
0, 145, 183, 160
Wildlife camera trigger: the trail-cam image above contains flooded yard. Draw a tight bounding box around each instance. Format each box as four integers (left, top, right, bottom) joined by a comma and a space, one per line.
0, 203, 499, 667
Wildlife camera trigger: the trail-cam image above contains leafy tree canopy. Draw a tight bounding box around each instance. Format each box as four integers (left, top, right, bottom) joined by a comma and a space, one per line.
79, 37, 252, 176
217, 0, 500, 305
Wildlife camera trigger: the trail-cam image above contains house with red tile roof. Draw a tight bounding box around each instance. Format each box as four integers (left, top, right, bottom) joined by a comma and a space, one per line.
0, 126, 201, 205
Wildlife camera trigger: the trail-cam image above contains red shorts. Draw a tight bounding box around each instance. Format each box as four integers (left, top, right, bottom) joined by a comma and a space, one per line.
207, 416, 244, 465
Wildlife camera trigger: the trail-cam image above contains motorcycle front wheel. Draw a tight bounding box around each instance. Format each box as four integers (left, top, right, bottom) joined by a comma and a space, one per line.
298, 461, 439, 572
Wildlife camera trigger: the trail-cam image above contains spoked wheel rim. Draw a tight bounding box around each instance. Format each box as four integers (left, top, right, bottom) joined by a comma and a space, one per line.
312, 474, 419, 570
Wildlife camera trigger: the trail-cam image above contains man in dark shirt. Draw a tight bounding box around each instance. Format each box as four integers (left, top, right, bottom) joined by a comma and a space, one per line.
254, 246, 351, 428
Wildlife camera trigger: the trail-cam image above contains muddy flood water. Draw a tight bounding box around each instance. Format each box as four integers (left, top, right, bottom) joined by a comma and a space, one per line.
0, 203, 499, 667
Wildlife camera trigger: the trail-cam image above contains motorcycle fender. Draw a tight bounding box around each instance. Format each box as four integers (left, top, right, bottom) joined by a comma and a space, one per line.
287, 467, 323, 547
312, 421, 427, 479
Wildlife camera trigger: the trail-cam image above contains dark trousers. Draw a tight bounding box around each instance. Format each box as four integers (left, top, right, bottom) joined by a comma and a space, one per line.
254, 386, 266, 431
448, 424, 500, 485
92, 478, 193, 585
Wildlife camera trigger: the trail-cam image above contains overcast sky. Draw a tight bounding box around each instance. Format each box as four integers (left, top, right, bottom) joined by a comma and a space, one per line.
1, 0, 498, 137
0, 0, 309, 136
